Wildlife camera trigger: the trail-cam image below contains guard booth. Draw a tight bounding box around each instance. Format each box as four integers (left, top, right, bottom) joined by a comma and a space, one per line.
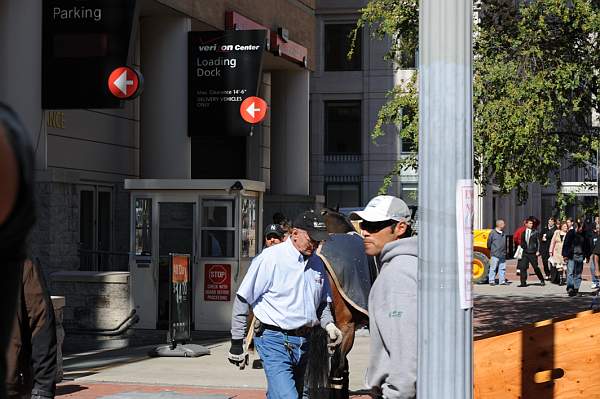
125, 179, 264, 331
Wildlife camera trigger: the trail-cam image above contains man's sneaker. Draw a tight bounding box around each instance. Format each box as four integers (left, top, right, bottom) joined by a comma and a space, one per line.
591, 282, 599, 289
489, 282, 496, 286
500, 281, 509, 285
517, 283, 527, 287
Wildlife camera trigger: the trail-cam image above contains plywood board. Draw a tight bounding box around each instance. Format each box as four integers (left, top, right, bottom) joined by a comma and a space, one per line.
474, 310, 600, 399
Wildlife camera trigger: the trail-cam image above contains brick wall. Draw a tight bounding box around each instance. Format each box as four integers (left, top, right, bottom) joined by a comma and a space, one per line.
51, 272, 130, 331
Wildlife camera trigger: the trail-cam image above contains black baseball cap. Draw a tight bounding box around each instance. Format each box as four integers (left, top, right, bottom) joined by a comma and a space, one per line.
293, 210, 329, 242
264, 224, 284, 238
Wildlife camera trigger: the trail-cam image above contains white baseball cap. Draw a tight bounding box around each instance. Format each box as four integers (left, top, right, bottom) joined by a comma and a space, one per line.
350, 195, 411, 223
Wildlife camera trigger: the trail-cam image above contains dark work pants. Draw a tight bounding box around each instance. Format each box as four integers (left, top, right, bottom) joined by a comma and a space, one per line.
540, 249, 551, 277
519, 253, 545, 285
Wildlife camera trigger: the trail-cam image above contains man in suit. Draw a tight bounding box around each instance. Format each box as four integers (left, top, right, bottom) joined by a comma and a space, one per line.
518, 217, 546, 287
540, 217, 557, 280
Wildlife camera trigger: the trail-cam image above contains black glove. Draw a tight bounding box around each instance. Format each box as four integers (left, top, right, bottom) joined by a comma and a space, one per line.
228, 339, 248, 369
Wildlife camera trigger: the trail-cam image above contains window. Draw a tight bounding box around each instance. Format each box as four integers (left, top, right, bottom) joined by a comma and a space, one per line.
400, 107, 416, 153
241, 197, 258, 258
324, 24, 361, 71
399, 44, 418, 69
401, 137, 416, 153
135, 198, 152, 256
326, 184, 361, 208
325, 101, 361, 155
401, 183, 418, 207
201, 199, 235, 258
79, 186, 113, 271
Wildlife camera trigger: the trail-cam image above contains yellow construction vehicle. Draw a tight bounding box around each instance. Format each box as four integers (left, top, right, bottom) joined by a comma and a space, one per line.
472, 229, 492, 284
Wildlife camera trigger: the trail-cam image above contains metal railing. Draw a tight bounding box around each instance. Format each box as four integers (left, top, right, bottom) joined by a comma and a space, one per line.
78, 247, 130, 272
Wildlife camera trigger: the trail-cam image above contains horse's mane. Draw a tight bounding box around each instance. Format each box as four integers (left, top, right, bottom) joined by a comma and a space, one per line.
321, 208, 355, 234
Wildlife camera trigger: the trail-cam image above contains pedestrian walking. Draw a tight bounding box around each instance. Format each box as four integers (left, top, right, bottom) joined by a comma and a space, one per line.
6, 260, 57, 399
513, 218, 528, 276
517, 217, 545, 287
487, 219, 508, 285
263, 224, 285, 248
540, 217, 557, 280
228, 210, 343, 398
592, 229, 600, 291
549, 221, 568, 285
350, 195, 417, 399
562, 221, 591, 297
588, 217, 599, 289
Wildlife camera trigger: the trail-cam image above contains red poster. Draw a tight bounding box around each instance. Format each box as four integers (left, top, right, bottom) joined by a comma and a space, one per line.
172, 255, 190, 283
204, 264, 231, 301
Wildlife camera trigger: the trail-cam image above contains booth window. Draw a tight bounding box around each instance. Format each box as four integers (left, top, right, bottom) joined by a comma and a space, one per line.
241, 197, 258, 258
201, 199, 235, 258
326, 183, 361, 208
135, 198, 152, 256
325, 101, 361, 155
324, 24, 362, 71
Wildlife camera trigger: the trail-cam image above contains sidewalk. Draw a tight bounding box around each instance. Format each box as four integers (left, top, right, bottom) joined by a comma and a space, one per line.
57, 258, 597, 398
59, 335, 372, 398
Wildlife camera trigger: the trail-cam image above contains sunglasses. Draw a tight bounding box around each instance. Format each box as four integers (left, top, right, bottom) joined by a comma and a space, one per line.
359, 220, 397, 233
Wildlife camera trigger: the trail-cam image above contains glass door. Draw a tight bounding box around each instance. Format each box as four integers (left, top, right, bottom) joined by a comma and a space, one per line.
157, 202, 195, 330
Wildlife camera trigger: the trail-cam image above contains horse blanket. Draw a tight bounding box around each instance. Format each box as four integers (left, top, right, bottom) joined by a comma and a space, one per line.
317, 232, 372, 316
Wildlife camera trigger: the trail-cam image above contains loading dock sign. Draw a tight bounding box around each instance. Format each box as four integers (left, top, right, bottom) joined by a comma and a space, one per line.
204, 264, 231, 301
188, 30, 266, 137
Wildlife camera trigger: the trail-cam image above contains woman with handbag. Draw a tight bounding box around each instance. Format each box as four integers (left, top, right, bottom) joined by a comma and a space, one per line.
549, 222, 568, 285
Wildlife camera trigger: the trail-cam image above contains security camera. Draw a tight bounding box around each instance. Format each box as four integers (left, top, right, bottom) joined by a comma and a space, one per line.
230, 181, 244, 191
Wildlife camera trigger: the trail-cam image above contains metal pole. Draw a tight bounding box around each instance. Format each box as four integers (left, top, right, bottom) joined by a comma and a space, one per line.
592, 141, 600, 222
417, 0, 473, 398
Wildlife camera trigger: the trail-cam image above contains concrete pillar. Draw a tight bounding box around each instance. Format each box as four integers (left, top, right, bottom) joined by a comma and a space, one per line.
0, 0, 45, 169
247, 72, 272, 188
140, 16, 190, 179
417, 0, 473, 398
270, 70, 310, 195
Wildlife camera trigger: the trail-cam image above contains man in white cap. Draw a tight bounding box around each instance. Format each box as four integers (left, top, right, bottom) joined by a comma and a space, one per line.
351, 195, 417, 399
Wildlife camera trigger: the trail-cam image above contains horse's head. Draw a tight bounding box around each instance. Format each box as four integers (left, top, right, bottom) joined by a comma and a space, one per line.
320, 208, 356, 234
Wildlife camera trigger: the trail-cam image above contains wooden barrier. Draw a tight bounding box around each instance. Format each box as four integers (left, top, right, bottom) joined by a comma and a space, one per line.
474, 310, 600, 398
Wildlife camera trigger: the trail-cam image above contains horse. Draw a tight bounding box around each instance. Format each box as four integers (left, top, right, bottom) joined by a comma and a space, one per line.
306, 208, 375, 398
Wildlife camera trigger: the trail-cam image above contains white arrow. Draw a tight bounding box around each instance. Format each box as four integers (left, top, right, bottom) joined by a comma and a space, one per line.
246, 102, 261, 118
113, 70, 134, 95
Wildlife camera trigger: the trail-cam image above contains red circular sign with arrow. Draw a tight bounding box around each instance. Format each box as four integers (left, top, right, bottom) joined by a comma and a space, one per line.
107, 67, 143, 99
240, 96, 268, 124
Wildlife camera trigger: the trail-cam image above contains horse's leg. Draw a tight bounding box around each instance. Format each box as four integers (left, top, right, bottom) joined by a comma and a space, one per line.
327, 273, 356, 399
339, 328, 355, 399
329, 324, 354, 399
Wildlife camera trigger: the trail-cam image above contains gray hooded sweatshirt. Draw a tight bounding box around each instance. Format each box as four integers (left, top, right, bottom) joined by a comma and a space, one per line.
367, 236, 417, 399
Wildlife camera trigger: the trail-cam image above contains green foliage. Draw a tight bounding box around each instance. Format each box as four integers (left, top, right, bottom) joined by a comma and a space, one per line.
355, 0, 600, 203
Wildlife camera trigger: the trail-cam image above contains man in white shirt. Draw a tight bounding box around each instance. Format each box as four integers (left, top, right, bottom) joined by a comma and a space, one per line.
229, 210, 343, 398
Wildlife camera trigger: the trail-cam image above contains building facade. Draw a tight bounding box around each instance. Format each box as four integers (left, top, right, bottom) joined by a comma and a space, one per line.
310, 0, 418, 210
0, 0, 318, 335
